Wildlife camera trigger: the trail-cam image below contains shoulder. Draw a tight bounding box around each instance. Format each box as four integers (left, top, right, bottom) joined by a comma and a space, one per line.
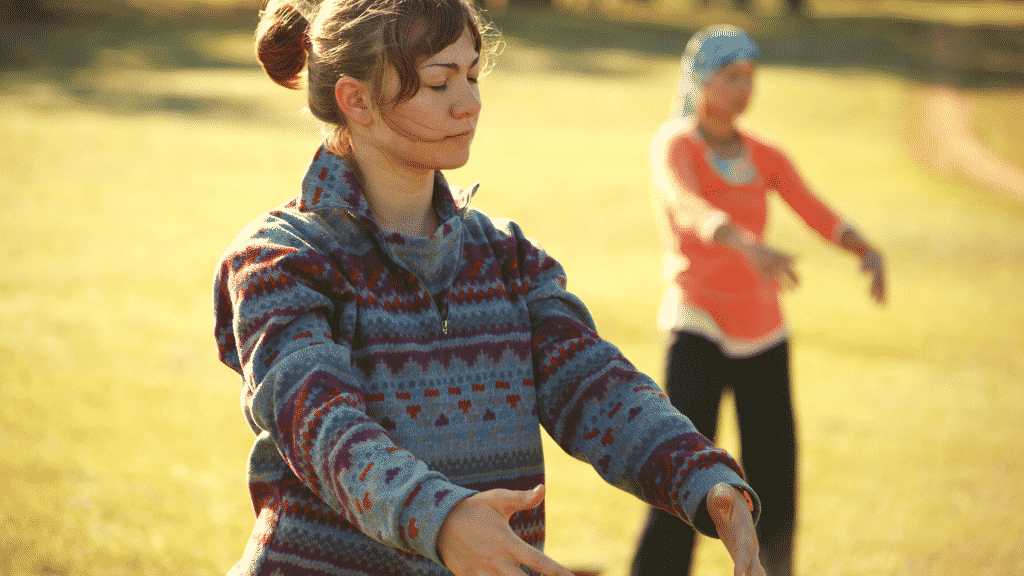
651, 117, 699, 158
463, 207, 542, 253
738, 127, 793, 165
220, 202, 316, 261
460, 207, 558, 288
216, 197, 364, 286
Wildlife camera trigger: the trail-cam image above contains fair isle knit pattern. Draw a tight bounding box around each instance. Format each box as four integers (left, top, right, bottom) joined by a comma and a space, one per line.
213, 145, 759, 576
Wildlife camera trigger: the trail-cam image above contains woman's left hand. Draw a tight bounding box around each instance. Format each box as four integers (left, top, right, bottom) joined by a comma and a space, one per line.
860, 247, 886, 304
707, 483, 766, 576
839, 229, 886, 305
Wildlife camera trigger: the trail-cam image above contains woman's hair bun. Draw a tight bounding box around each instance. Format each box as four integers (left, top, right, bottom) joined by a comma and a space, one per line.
255, 0, 311, 90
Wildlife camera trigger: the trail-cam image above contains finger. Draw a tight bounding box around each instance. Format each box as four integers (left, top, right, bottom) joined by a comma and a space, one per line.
860, 252, 873, 272
870, 264, 885, 302
873, 274, 886, 304
737, 555, 767, 576
706, 484, 736, 531
772, 264, 798, 291
785, 266, 800, 287
490, 558, 531, 576
496, 485, 545, 518
516, 544, 574, 576
707, 485, 761, 576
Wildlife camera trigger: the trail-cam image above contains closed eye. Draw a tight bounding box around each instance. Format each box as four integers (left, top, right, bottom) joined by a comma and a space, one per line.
429, 76, 478, 91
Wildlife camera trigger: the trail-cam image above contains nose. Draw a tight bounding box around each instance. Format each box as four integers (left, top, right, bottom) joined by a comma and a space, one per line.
451, 80, 481, 119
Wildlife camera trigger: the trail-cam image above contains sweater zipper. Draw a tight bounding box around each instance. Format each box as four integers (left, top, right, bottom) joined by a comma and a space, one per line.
417, 275, 450, 336
344, 209, 453, 336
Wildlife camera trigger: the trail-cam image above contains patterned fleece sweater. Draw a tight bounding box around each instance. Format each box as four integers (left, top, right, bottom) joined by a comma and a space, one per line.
213, 145, 759, 576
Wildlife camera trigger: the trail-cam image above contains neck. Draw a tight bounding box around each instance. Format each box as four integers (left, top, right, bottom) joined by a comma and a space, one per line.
696, 110, 738, 142
350, 140, 438, 237
696, 110, 743, 157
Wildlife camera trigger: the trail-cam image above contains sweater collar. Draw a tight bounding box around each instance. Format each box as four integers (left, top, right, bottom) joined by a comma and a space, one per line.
297, 144, 478, 228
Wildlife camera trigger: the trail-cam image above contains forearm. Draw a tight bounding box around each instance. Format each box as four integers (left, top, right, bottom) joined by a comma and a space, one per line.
250, 359, 476, 563
531, 311, 756, 534
524, 243, 758, 534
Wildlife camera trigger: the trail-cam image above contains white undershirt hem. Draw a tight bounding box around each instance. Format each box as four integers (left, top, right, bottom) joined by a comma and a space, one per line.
658, 288, 790, 358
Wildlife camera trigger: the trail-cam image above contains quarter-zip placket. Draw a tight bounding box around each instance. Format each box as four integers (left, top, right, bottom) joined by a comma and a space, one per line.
349, 209, 462, 338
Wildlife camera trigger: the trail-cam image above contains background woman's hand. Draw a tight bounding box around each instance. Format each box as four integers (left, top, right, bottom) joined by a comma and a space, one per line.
714, 223, 799, 289
707, 483, 766, 576
437, 485, 573, 576
859, 247, 886, 304
839, 228, 886, 304
743, 243, 799, 290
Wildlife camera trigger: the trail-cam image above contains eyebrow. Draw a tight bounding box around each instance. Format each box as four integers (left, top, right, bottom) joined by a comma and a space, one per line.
421, 56, 480, 71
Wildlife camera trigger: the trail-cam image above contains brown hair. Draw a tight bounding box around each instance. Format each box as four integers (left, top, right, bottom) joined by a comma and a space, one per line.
255, 0, 498, 155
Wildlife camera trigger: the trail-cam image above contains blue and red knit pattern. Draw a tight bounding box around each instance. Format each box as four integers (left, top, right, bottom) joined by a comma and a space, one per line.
213, 145, 757, 576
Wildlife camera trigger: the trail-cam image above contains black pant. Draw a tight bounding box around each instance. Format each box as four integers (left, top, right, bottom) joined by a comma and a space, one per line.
630, 332, 797, 576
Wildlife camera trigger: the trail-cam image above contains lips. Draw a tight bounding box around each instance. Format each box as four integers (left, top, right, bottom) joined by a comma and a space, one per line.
443, 130, 475, 146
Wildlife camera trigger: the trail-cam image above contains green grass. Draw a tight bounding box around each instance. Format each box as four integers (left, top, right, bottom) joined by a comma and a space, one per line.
2, 6, 1023, 576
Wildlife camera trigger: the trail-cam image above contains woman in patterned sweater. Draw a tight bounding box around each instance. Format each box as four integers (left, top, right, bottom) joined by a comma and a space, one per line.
213, 2, 765, 576
629, 25, 886, 576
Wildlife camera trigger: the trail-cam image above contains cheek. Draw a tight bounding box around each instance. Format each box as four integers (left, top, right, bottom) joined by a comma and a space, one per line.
387, 98, 446, 136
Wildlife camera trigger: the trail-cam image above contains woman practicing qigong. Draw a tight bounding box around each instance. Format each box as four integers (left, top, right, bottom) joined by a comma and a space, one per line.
214, 2, 766, 576
630, 25, 886, 576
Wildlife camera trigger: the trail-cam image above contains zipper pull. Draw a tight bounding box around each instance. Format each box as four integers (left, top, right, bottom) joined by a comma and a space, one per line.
440, 319, 448, 335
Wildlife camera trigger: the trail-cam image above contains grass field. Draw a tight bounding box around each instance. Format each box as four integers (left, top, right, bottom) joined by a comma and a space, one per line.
1, 4, 1023, 576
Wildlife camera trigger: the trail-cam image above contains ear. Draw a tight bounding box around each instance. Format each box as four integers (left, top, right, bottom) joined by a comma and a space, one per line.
335, 76, 374, 126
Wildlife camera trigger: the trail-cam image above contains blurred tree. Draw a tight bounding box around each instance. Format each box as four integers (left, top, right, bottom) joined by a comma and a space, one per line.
696, 0, 804, 15
0, 0, 50, 21
506, 0, 554, 7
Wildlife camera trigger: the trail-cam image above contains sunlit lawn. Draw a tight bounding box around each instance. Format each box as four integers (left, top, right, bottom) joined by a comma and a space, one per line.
1, 10, 1023, 576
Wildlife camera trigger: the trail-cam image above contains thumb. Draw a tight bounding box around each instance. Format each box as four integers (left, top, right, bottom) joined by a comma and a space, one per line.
710, 484, 735, 518
497, 484, 546, 518
707, 484, 738, 539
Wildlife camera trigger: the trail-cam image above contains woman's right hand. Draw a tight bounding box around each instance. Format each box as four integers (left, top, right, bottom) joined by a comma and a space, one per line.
707, 484, 766, 576
437, 485, 574, 576
715, 223, 799, 289
742, 242, 799, 290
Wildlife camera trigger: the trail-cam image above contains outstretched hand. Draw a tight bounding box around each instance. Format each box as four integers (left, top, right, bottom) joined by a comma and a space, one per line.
744, 243, 799, 291
859, 248, 886, 304
438, 485, 573, 576
839, 228, 886, 304
707, 483, 766, 576
714, 223, 799, 290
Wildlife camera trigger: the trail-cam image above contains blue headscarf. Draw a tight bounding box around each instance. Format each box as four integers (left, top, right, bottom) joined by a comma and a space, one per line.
673, 25, 760, 118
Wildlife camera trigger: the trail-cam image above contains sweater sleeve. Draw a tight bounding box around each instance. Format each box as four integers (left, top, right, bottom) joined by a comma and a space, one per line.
651, 120, 731, 244
213, 219, 476, 566
762, 144, 848, 243
514, 226, 761, 537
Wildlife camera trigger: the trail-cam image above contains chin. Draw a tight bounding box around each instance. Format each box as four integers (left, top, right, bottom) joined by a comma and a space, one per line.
434, 149, 472, 170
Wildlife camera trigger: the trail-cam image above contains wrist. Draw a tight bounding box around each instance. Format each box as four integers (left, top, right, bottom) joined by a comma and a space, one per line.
715, 223, 755, 253
840, 227, 870, 257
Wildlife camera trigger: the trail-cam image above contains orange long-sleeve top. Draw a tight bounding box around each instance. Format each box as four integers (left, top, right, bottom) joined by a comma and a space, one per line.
651, 119, 847, 356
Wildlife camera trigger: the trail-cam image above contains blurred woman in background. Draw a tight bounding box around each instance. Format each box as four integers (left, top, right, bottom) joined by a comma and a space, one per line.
630, 25, 886, 576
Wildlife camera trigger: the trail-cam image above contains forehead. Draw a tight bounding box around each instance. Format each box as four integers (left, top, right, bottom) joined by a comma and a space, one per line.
419, 27, 479, 69
717, 59, 755, 74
